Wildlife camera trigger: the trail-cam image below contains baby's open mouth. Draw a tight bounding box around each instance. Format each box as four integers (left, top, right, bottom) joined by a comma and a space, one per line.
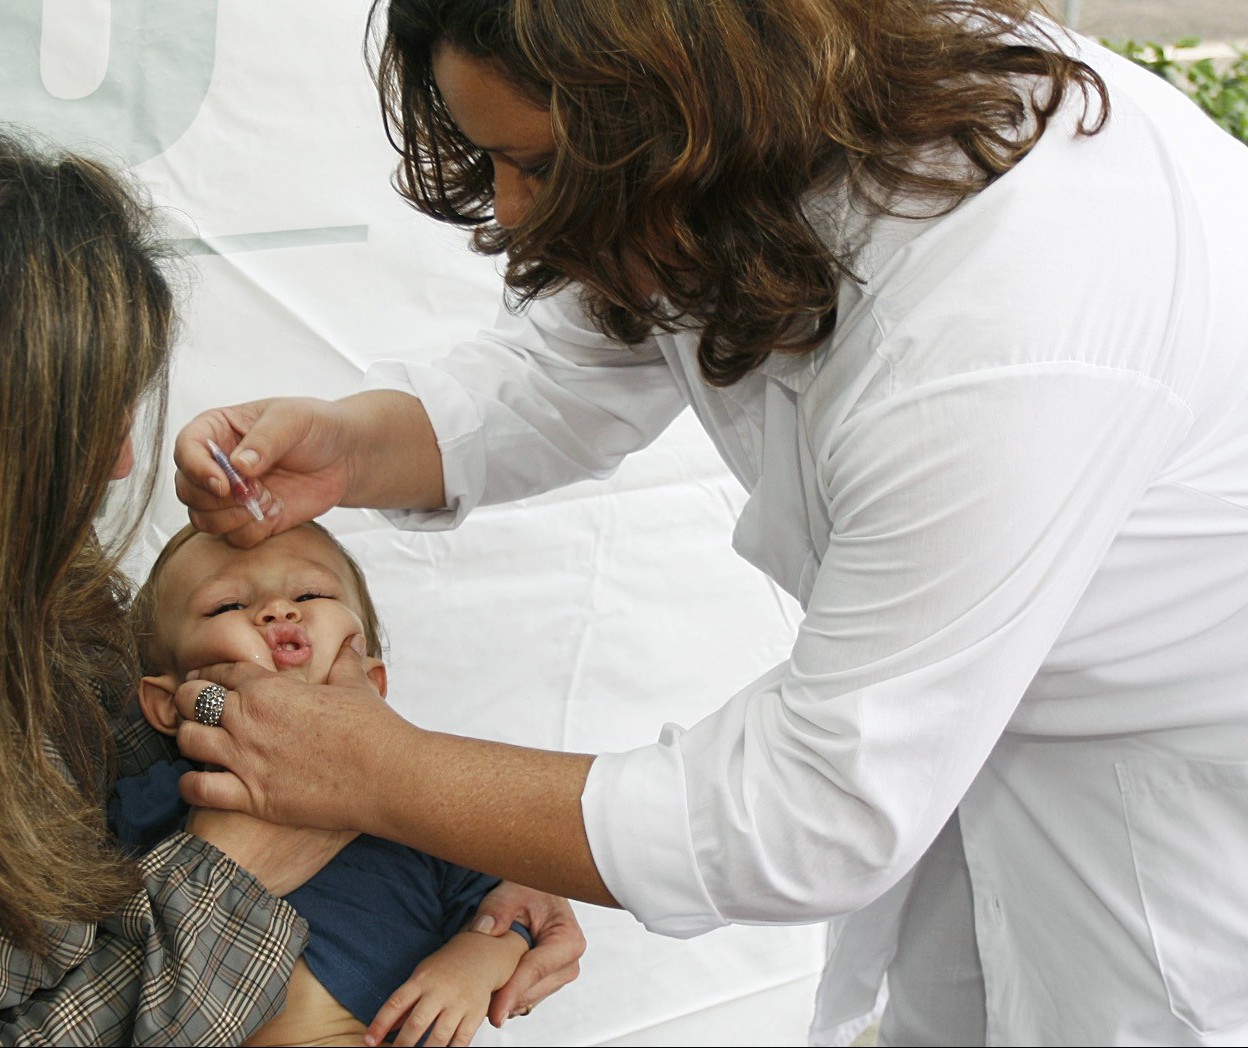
265, 623, 312, 668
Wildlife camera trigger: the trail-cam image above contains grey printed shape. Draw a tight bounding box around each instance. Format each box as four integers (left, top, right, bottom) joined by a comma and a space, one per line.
0, 0, 218, 166
174, 226, 371, 256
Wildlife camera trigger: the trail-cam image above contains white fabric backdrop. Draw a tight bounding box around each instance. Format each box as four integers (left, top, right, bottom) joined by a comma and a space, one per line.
5, 2, 828, 1044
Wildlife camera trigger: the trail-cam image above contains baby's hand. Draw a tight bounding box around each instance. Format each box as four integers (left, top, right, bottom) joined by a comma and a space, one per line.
365, 930, 525, 1047
366, 968, 485, 1047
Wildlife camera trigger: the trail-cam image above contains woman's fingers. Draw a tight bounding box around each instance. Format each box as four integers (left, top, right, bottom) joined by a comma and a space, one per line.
171, 662, 267, 721
172, 669, 278, 816
172, 397, 350, 543
169, 641, 403, 832
213, 400, 315, 479
478, 886, 585, 1025
177, 763, 253, 813
174, 675, 260, 813
490, 943, 581, 1025
172, 402, 290, 545
174, 636, 368, 714
172, 404, 264, 498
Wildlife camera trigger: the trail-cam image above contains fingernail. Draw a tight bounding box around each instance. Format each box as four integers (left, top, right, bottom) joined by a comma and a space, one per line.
265, 498, 283, 520
237, 448, 260, 470
186, 669, 201, 681
350, 634, 367, 656
208, 477, 224, 497
470, 914, 495, 934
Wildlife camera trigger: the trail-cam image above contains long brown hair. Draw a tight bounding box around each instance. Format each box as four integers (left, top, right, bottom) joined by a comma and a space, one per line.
0, 127, 173, 953
370, 0, 1107, 385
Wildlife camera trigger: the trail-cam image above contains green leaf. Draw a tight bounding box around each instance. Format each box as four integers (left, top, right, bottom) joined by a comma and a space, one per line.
1102, 35, 1248, 144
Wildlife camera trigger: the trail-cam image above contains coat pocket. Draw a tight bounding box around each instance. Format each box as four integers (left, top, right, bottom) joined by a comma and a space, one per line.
1118, 756, 1248, 1034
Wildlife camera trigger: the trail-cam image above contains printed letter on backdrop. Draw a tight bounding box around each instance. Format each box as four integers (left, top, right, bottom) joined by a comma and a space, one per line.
0, 0, 217, 165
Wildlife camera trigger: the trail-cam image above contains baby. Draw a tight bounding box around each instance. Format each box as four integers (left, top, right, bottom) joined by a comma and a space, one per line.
114, 521, 529, 1047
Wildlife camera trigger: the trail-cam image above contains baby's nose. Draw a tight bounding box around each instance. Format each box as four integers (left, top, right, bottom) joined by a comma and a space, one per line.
257, 598, 300, 624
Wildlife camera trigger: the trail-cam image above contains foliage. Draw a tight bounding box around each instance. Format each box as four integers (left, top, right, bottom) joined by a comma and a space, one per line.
1102, 37, 1248, 144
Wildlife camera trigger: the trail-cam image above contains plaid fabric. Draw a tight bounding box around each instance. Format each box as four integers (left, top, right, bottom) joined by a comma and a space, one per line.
0, 714, 309, 1045
113, 702, 181, 778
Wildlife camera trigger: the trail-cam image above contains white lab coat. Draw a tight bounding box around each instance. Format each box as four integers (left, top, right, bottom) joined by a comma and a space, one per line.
365, 33, 1248, 1047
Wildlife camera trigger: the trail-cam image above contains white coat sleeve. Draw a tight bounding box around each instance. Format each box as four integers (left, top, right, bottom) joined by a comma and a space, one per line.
361, 289, 688, 528
583, 362, 1193, 937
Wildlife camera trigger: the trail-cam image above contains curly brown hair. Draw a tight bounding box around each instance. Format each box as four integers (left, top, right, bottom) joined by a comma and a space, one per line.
0, 126, 173, 953
369, 0, 1107, 386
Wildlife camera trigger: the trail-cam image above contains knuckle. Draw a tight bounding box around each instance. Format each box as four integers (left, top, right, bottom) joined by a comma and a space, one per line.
406, 1012, 434, 1037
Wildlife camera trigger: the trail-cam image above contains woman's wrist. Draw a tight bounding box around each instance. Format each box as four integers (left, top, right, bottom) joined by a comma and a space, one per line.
355, 726, 614, 905
335, 390, 445, 511
350, 716, 432, 840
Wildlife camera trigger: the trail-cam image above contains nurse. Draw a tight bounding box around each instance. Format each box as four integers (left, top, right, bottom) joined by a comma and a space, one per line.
173, 1, 1248, 1044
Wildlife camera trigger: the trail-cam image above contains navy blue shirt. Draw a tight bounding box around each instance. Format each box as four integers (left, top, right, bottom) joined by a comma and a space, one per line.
109, 759, 530, 1024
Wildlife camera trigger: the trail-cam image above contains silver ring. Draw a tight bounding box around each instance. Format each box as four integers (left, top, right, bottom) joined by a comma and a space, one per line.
194, 682, 227, 727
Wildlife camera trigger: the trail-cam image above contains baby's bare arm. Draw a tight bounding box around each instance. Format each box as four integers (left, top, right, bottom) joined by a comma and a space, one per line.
365, 930, 529, 1048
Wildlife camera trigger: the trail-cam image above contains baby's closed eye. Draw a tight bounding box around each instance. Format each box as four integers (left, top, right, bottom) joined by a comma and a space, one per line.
207, 601, 246, 617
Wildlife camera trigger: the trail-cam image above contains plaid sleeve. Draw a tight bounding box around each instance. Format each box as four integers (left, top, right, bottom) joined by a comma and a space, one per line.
0, 832, 309, 1046
113, 703, 180, 778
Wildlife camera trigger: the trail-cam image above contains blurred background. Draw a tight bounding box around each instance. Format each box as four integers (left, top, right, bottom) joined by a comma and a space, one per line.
1065, 0, 1245, 44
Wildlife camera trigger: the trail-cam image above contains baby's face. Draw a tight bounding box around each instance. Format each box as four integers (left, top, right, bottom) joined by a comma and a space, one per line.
152, 527, 370, 685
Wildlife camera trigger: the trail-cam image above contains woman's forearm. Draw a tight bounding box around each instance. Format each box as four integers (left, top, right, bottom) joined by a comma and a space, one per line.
175, 654, 618, 907
330, 393, 608, 901
366, 723, 617, 907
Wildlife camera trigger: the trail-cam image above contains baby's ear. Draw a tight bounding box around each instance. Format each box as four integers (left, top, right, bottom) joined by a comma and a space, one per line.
138, 674, 182, 736
364, 657, 388, 700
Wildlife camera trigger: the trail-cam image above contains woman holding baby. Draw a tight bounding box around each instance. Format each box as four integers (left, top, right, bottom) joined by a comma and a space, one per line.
0, 126, 324, 1044
0, 121, 575, 1048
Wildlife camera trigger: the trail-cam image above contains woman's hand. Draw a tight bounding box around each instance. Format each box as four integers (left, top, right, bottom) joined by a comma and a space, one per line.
176, 638, 618, 909
469, 882, 586, 1026
173, 397, 356, 548
173, 390, 445, 548
185, 807, 357, 896
174, 637, 409, 831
